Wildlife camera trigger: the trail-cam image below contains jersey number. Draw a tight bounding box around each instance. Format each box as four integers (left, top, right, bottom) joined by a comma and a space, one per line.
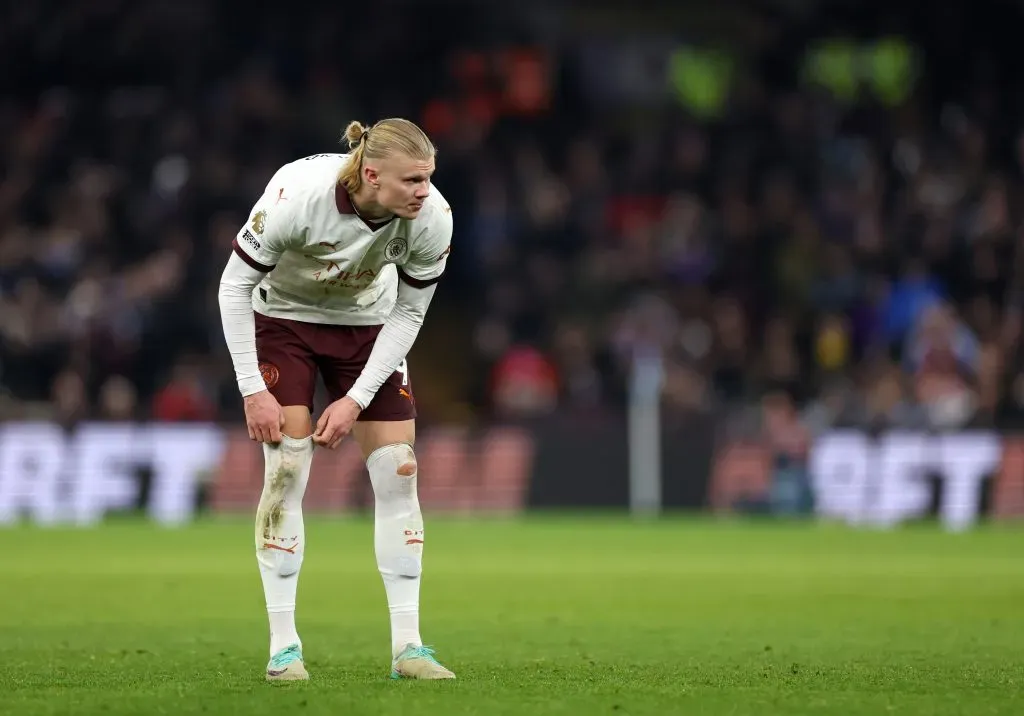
396, 359, 409, 386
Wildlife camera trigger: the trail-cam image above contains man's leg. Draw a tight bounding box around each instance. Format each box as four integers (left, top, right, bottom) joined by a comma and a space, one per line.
257, 407, 313, 674
254, 313, 317, 681
354, 419, 454, 680
353, 421, 422, 651
321, 329, 453, 679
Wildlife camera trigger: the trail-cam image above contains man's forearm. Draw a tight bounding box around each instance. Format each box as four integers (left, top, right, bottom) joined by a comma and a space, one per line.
218, 253, 267, 397
346, 282, 437, 409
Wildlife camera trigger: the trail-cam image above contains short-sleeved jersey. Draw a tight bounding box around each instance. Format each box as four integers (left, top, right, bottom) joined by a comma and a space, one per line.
232, 154, 453, 325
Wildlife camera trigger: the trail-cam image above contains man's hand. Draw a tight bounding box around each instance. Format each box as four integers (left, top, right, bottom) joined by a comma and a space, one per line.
313, 396, 362, 449
244, 390, 285, 443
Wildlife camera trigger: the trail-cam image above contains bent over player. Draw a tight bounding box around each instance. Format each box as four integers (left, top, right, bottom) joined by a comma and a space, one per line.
217, 119, 455, 681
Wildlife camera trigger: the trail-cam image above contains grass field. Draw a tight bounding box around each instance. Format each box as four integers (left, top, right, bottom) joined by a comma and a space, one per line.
2, 515, 1023, 715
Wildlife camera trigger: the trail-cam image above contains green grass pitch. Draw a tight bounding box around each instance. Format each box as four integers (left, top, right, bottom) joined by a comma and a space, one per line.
2, 514, 1022, 715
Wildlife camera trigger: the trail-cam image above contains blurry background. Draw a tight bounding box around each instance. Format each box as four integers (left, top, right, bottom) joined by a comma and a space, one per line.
2, 0, 1024, 526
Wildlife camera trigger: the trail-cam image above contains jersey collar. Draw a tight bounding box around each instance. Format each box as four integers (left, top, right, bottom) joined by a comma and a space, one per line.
335, 184, 396, 230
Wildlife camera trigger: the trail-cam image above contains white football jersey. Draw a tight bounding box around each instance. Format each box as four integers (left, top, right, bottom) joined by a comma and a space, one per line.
232, 153, 453, 325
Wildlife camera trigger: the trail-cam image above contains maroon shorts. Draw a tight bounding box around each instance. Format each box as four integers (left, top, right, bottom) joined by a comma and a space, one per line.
254, 312, 416, 421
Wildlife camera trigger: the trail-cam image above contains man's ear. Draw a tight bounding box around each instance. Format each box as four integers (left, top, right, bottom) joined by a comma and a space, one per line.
363, 164, 380, 187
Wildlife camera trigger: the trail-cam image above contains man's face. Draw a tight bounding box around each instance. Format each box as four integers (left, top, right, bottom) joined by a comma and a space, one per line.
365, 154, 435, 219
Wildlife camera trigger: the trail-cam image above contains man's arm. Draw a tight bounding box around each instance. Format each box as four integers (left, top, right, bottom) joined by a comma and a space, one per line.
346, 279, 438, 408
346, 203, 453, 409
218, 253, 269, 396
219, 183, 295, 396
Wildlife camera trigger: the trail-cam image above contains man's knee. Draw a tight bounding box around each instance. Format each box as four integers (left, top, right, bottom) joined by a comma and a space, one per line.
370, 442, 417, 475
366, 443, 419, 498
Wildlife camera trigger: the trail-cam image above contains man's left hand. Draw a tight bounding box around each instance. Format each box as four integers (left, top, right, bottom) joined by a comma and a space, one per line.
313, 396, 363, 449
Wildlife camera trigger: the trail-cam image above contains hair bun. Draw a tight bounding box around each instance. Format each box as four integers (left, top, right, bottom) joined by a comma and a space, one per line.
344, 121, 368, 149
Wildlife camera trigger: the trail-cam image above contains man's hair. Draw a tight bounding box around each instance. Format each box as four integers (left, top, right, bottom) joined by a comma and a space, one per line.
338, 118, 436, 193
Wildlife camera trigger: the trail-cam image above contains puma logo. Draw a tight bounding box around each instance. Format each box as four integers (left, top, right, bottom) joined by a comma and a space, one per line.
317, 241, 342, 249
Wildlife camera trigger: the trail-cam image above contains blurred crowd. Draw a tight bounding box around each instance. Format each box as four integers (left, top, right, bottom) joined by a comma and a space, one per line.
3, 0, 1024, 436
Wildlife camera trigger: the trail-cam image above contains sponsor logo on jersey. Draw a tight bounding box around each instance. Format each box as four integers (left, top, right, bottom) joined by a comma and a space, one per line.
251, 210, 267, 235
384, 236, 408, 261
314, 270, 377, 286
309, 257, 378, 287
241, 229, 261, 251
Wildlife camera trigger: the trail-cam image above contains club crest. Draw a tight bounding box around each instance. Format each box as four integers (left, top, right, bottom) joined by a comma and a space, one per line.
384, 237, 408, 261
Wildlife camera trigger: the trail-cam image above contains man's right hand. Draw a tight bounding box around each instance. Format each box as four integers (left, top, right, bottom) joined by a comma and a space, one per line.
243, 390, 285, 443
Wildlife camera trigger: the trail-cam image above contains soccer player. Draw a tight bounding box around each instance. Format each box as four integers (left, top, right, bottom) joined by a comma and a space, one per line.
217, 119, 455, 682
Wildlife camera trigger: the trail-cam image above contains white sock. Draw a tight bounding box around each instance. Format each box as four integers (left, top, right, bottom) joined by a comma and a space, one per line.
367, 443, 424, 658
256, 434, 313, 657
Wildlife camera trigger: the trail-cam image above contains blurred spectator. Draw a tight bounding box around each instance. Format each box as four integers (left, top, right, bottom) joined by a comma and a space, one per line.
98, 375, 139, 422
549, 321, 607, 411
488, 345, 559, 420
882, 258, 946, 349
904, 302, 979, 430
50, 369, 89, 429
860, 360, 927, 431
151, 357, 217, 423
761, 389, 813, 516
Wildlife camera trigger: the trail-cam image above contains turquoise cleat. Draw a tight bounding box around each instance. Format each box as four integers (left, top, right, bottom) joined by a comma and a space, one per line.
390, 644, 456, 680
266, 644, 309, 682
